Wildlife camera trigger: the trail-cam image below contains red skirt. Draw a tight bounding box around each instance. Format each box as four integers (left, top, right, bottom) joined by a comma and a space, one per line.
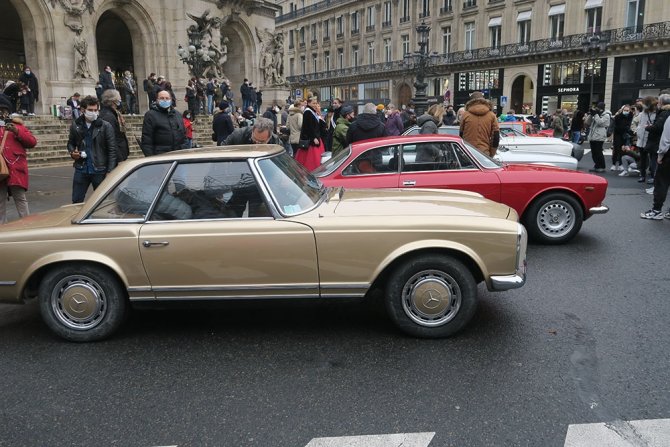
294, 140, 325, 171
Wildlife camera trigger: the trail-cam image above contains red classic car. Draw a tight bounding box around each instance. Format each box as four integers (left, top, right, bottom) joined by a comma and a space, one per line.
314, 135, 609, 244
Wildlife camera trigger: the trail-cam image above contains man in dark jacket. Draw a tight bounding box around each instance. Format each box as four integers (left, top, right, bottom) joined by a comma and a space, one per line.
345, 102, 388, 145
18, 66, 39, 115
140, 90, 188, 156
223, 117, 281, 146
645, 94, 670, 183
67, 95, 117, 203
212, 101, 234, 145
99, 89, 130, 162
99, 66, 116, 92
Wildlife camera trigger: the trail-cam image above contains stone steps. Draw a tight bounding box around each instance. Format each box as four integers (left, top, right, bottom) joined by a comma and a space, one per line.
19, 115, 214, 167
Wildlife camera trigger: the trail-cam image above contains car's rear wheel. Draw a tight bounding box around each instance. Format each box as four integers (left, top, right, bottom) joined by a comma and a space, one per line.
385, 255, 477, 338
39, 264, 127, 342
525, 192, 583, 244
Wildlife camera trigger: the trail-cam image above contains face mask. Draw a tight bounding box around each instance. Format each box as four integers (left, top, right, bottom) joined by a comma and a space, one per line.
623, 111, 630, 116
84, 110, 98, 121
158, 100, 172, 109
24, 70, 30, 75
115, 100, 122, 107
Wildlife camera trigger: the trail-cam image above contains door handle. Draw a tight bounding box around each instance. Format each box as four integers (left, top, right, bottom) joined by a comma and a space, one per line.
142, 240, 170, 248
403, 180, 416, 186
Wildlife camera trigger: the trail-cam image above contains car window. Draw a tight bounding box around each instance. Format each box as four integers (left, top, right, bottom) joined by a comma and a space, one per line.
88, 163, 172, 220
150, 161, 271, 220
313, 146, 351, 177
499, 127, 526, 137
342, 146, 398, 175
401, 142, 475, 172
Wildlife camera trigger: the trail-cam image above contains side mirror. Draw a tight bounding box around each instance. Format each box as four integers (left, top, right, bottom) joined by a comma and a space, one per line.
498, 145, 509, 152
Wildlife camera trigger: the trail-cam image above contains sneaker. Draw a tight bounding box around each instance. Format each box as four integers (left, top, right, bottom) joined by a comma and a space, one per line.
28, 113, 35, 116
629, 168, 641, 175
610, 165, 617, 171
646, 187, 654, 194
618, 170, 629, 177
617, 165, 624, 171
664, 211, 670, 220
637, 177, 646, 183
647, 177, 655, 184
641, 209, 664, 220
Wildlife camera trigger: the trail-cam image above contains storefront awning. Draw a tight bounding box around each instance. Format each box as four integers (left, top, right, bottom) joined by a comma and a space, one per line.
517, 11, 532, 22
584, 0, 603, 9
548, 4, 566, 16
488, 17, 502, 27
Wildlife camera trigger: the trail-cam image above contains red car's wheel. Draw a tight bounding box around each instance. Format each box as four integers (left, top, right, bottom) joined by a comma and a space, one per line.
524, 192, 584, 244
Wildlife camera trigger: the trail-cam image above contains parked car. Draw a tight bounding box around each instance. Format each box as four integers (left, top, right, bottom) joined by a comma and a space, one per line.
0, 145, 527, 341
314, 135, 609, 245
499, 120, 554, 138
403, 125, 584, 161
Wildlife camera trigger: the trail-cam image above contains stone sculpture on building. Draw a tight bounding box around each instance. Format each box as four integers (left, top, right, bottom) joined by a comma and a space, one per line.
184, 10, 230, 79
256, 28, 286, 87
73, 32, 93, 79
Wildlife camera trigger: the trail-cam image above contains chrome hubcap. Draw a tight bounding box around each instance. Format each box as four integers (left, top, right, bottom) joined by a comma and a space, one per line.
537, 200, 575, 238
51, 275, 106, 330
401, 270, 461, 327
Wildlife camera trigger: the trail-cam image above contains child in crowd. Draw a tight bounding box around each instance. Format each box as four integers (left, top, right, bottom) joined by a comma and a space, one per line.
183, 110, 193, 148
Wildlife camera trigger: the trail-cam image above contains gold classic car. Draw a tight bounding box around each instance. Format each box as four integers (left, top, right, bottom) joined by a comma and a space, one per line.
0, 145, 527, 341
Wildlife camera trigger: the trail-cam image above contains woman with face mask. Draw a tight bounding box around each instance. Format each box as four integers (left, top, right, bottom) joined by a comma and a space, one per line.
140, 89, 188, 156
611, 105, 634, 171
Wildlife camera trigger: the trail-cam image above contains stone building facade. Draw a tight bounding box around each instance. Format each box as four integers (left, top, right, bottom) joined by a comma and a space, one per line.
275, 0, 670, 114
0, 0, 285, 115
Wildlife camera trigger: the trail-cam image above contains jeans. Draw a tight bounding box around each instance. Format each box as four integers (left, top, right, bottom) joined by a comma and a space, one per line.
72, 170, 106, 204
572, 131, 582, 144
0, 183, 29, 224
590, 140, 606, 169
207, 95, 214, 115
125, 93, 136, 114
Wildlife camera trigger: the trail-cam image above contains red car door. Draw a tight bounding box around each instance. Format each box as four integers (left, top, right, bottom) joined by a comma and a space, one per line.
397, 141, 502, 203
332, 144, 401, 188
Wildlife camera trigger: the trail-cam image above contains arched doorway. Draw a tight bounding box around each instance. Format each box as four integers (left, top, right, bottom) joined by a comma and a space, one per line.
511, 75, 534, 114
397, 83, 412, 107
96, 10, 133, 85
0, 1, 25, 87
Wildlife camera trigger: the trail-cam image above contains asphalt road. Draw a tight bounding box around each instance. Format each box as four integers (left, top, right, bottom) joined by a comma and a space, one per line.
1, 154, 669, 446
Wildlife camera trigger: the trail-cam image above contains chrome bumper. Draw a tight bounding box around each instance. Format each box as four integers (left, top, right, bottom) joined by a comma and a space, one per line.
488, 223, 528, 292
589, 205, 609, 214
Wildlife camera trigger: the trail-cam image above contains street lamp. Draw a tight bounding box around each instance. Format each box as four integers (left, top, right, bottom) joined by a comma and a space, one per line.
581, 33, 609, 109
404, 21, 439, 116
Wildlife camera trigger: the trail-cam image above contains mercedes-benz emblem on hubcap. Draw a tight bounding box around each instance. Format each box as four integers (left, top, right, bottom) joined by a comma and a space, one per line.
69, 295, 88, 314
421, 289, 444, 309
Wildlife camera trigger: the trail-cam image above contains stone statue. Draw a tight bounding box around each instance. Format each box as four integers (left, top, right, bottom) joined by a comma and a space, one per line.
50, 0, 95, 34
73, 32, 92, 79
256, 28, 286, 87
185, 10, 229, 79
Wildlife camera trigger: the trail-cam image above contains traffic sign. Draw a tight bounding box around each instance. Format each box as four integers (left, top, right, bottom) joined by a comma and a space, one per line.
295, 89, 302, 97
500, 95, 508, 106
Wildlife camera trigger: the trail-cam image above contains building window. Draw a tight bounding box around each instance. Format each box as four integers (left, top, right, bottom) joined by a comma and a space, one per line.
490, 25, 501, 49
323, 20, 330, 39
336, 16, 344, 37
518, 19, 531, 45
289, 58, 294, 76
463, 0, 476, 7
442, 26, 451, 56
337, 48, 344, 68
465, 22, 475, 51
299, 27, 305, 45
420, 0, 430, 18
401, 0, 410, 22
368, 42, 375, 64
324, 51, 330, 71
626, 0, 645, 33
550, 14, 565, 40
312, 53, 317, 73
311, 23, 317, 44
441, 0, 453, 14
384, 38, 392, 62
351, 11, 360, 34
289, 30, 294, 49
401, 34, 410, 56
367, 6, 375, 31
586, 7, 602, 34
300, 56, 306, 74
383, 1, 392, 26
352, 45, 359, 68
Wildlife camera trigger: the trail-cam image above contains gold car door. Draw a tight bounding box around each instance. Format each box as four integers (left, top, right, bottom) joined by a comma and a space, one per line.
137, 160, 319, 300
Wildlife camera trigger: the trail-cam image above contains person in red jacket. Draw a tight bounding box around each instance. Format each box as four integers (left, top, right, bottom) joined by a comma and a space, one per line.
0, 96, 38, 223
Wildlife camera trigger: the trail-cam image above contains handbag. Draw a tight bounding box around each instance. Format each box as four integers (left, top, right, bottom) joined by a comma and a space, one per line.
0, 131, 10, 182
298, 139, 310, 149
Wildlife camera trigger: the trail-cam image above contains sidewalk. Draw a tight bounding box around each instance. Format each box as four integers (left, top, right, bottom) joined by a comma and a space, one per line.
4, 164, 73, 222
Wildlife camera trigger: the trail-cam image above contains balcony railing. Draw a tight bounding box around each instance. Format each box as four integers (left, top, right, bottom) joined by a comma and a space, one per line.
440, 6, 453, 14
463, 0, 477, 9
352, 28, 360, 36
287, 22, 669, 85
419, 11, 430, 18
382, 21, 392, 28
366, 25, 375, 32
488, 0, 505, 4
323, 35, 330, 42
400, 16, 411, 24
276, 0, 357, 24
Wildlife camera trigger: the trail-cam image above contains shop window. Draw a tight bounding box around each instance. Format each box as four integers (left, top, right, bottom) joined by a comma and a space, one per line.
618, 57, 637, 83
642, 54, 669, 81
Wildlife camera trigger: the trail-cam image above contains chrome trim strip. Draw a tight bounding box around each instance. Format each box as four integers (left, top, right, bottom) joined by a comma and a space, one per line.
128, 286, 153, 292
320, 283, 370, 290
588, 205, 609, 214
0, 281, 17, 286
151, 284, 319, 292
321, 293, 366, 298
150, 294, 321, 300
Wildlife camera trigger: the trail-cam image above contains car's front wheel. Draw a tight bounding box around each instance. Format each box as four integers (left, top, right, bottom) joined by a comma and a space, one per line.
524, 192, 583, 244
39, 264, 128, 342
385, 255, 477, 338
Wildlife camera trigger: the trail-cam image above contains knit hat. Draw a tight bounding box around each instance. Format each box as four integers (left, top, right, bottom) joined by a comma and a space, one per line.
376, 103, 385, 111
340, 105, 354, 116
218, 101, 229, 110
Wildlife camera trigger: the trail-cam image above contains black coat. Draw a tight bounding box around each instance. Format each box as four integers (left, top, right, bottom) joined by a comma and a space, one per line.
212, 111, 234, 145
18, 72, 39, 101
262, 108, 277, 129
223, 127, 281, 146
300, 107, 327, 144
140, 105, 187, 156
99, 105, 130, 161
345, 113, 388, 146
67, 116, 117, 172
99, 71, 115, 91
646, 105, 670, 150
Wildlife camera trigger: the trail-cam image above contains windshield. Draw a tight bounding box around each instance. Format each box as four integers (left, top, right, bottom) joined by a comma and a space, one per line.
257, 152, 325, 216
499, 127, 527, 137
462, 141, 502, 168
313, 146, 351, 177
